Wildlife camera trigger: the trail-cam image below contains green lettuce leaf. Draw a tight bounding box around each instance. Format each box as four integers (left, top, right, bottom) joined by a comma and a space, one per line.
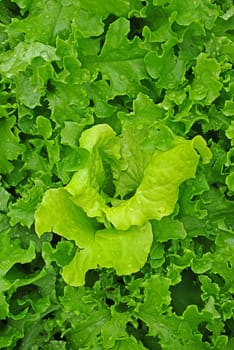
106, 135, 211, 230
0, 186, 10, 212
0, 230, 35, 278
62, 222, 153, 286
0, 117, 25, 174
47, 81, 91, 125
35, 188, 96, 246
65, 123, 120, 220
0, 41, 58, 77
6, 0, 79, 45
8, 180, 46, 228
189, 53, 222, 105
79, 17, 148, 97
35, 187, 153, 286
151, 216, 187, 242
113, 93, 168, 198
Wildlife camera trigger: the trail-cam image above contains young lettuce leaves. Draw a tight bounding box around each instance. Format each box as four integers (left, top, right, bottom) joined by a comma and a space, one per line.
35, 123, 211, 285
35, 187, 153, 286
106, 135, 211, 230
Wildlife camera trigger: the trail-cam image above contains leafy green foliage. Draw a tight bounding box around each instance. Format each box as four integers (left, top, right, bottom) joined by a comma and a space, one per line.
0, 0, 233, 348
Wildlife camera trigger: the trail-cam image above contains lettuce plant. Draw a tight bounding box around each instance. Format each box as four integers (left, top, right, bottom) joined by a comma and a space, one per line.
0, 0, 234, 349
